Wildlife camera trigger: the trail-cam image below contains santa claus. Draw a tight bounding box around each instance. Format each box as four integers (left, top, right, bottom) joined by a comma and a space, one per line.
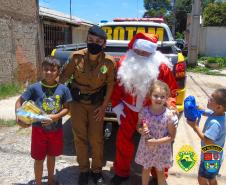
110, 32, 178, 185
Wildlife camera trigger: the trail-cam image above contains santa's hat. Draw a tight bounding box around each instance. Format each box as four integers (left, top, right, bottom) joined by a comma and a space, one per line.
128, 33, 158, 53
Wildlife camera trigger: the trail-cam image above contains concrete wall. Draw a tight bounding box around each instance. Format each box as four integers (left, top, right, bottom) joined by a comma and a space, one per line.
72, 25, 90, 44
0, 0, 40, 84
199, 26, 226, 57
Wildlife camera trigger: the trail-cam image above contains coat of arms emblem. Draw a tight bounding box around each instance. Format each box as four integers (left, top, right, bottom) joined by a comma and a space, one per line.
176, 145, 198, 172
202, 144, 222, 173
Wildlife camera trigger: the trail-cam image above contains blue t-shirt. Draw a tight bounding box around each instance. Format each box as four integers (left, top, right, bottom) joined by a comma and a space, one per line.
201, 110, 226, 161
21, 81, 72, 127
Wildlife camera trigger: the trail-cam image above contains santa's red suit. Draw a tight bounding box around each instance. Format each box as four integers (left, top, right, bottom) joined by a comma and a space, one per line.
111, 33, 178, 178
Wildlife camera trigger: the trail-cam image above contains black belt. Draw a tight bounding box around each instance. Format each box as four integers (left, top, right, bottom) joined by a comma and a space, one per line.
79, 93, 93, 101
69, 85, 106, 105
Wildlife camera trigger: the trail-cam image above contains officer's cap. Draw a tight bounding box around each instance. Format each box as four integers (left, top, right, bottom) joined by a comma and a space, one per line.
88, 25, 107, 40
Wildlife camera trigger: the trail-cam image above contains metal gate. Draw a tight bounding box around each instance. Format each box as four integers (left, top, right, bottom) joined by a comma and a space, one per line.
43, 21, 72, 56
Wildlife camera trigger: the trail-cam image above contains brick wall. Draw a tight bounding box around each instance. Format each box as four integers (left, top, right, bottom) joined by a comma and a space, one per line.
0, 0, 40, 84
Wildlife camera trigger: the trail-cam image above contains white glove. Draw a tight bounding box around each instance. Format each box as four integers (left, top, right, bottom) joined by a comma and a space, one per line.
112, 103, 126, 125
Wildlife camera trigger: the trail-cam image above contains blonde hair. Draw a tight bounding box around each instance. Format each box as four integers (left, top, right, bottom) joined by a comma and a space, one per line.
148, 80, 170, 98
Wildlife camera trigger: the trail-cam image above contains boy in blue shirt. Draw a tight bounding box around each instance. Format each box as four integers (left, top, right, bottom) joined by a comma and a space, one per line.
15, 57, 72, 185
187, 88, 226, 185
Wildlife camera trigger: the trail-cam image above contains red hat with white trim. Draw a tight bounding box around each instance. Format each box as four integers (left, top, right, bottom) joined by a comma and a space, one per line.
128, 33, 158, 53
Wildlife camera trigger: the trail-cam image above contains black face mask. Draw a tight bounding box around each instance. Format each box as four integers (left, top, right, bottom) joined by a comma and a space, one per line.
87, 43, 103, 55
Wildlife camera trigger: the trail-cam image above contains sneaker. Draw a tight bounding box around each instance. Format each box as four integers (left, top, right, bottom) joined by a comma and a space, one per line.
91, 172, 105, 185
110, 175, 129, 185
78, 171, 89, 185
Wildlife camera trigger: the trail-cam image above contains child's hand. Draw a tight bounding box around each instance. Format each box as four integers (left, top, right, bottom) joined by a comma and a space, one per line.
143, 126, 150, 134
41, 114, 57, 125
137, 126, 150, 136
16, 117, 31, 128
169, 106, 179, 117
146, 138, 157, 150
197, 105, 205, 111
147, 138, 157, 145
186, 119, 198, 129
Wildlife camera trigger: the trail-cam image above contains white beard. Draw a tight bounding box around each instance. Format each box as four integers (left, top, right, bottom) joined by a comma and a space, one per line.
117, 50, 172, 97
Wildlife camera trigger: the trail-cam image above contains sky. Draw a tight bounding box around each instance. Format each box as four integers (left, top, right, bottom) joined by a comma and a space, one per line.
39, 0, 146, 24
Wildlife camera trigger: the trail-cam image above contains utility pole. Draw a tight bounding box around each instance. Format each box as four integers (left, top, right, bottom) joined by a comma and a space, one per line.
188, 0, 201, 66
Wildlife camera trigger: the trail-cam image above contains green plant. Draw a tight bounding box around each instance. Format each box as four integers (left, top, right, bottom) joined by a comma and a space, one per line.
198, 56, 209, 61
190, 56, 226, 74
207, 57, 217, 63
0, 83, 24, 100
0, 119, 16, 127
176, 32, 184, 39
203, 2, 226, 26
187, 65, 211, 73
216, 57, 225, 67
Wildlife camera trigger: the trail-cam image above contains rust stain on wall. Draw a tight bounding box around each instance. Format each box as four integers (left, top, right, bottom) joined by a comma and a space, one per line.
16, 45, 37, 83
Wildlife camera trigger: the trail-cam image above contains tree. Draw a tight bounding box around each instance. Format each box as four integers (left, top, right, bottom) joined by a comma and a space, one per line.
143, 0, 172, 20
143, 0, 191, 34
173, 0, 222, 33
203, 2, 226, 26
202, 0, 226, 11
144, 0, 172, 12
174, 0, 192, 34
202, 0, 215, 10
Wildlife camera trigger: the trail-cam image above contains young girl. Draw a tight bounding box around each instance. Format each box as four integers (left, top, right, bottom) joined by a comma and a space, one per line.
135, 80, 177, 185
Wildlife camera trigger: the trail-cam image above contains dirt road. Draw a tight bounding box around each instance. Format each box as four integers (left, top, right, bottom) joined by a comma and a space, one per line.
0, 72, 225, 185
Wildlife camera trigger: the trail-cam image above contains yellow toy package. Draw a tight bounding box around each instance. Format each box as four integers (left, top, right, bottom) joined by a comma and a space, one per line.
16, 101, 51, 125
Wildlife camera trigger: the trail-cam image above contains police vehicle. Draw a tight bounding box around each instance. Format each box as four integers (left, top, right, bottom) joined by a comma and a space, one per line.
52, 18, 186, 137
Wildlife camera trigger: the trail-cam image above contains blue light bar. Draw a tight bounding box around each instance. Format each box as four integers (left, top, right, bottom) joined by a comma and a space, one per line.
100, 20, 108, 23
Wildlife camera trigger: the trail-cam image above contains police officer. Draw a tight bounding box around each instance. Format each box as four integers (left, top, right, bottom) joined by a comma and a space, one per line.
60, 25, 115, 185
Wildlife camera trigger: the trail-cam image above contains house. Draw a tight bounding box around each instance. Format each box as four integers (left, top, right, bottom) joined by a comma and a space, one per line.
0, 1, 94, 84
39, 6, 94, 56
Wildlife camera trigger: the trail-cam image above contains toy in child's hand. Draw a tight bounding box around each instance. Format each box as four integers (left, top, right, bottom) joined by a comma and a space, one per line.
184, 96, 204, 122
16, 101, 52, 125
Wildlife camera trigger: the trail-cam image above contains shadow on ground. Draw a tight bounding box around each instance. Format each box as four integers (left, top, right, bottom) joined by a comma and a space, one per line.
60, 118, 145, 184
62, 118, 140, 163
13, 166, 147, 185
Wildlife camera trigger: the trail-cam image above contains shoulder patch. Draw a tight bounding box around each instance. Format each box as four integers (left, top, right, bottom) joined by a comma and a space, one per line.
70, 49, 87, 68
104, 54, 116, 68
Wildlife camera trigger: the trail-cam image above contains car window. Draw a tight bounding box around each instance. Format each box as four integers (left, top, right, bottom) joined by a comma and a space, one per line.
158, 46, 173, 54
104, 46, 128, 53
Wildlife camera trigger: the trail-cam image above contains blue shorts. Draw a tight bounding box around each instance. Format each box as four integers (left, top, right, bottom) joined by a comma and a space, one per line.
198, 161, 221, 179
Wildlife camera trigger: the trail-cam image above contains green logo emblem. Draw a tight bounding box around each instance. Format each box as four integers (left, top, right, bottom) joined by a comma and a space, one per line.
176, 145, 198, 172
100, 65, 108, 74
